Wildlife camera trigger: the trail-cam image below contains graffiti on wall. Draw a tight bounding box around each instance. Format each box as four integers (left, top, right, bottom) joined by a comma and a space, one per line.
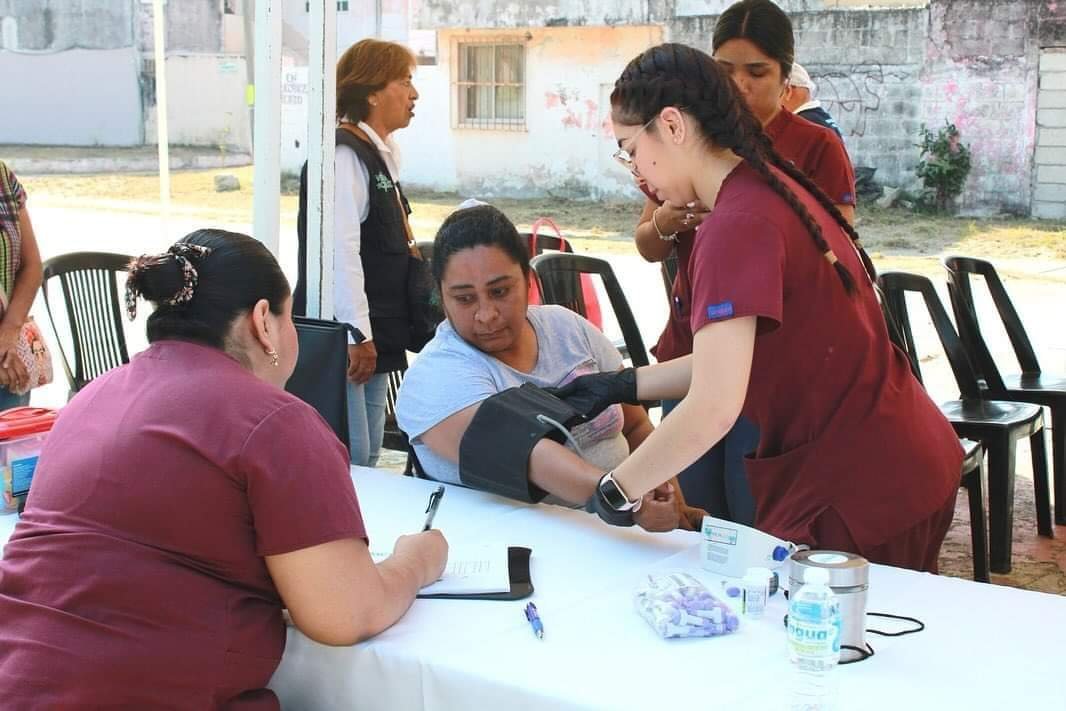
814, 63, 908, 138
544, 86, 613, 136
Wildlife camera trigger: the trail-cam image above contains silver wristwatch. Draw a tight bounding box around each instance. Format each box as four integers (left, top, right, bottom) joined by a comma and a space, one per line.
597, 471, 642, 512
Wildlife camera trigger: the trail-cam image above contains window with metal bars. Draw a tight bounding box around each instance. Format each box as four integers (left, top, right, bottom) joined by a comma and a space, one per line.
304, 1, 349, 10
456, 42, 525, 130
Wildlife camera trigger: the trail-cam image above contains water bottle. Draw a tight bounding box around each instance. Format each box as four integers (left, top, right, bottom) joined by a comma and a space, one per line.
787, 566, 842, 710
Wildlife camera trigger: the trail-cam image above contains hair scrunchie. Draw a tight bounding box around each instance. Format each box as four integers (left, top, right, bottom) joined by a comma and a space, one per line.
125, 243, 213, 321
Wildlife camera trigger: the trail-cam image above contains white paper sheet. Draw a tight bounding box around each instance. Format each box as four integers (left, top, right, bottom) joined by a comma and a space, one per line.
372, 544, 511, 595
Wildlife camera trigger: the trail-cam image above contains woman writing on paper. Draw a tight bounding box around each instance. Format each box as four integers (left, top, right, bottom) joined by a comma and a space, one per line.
0, 230, 447, 708
552, 44, 961, 572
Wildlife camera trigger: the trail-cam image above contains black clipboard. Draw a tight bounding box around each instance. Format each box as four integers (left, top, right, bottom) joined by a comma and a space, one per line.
417, 547, 533, 601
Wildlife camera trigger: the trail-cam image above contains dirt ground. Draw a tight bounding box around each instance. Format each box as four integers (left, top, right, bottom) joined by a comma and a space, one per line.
21, 165, 1066, 272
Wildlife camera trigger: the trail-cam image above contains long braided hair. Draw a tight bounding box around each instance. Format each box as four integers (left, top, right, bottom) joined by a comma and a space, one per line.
610, 43, 877, 294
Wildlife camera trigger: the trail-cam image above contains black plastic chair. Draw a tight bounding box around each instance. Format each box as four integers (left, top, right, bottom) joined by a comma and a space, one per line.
382, 367, 408, 453
878, 285, 990, 581
286, 317, 351, 452
521, 231, 574, 257
959, 438, 991, 582
880, 271, 1052, 574
41, 252, 132, 396
530, 252, 650, 368
943, 256, 1066, 526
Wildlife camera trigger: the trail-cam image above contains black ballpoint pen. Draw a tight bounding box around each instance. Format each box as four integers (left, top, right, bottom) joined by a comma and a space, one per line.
422, 486, 445, 531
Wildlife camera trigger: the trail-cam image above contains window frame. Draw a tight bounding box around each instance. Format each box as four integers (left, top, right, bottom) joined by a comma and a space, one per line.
453, 38, 527, 131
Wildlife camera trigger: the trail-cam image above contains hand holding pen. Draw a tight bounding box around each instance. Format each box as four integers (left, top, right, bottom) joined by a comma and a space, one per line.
382, 485, 448, 590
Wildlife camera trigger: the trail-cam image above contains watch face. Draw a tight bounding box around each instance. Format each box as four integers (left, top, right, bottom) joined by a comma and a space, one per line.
599, 476, 628, 510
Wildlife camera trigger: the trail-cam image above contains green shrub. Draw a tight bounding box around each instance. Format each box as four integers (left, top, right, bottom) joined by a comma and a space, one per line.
915, 121, 972, 213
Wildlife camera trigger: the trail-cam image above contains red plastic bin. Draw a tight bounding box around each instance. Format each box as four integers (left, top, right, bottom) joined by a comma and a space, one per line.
0, 407, 59, 514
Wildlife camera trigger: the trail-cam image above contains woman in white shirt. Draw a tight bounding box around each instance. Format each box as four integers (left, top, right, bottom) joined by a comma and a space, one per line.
298, 39, 422, 466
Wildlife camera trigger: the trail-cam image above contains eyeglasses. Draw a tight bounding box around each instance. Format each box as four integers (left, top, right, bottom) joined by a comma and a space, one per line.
612, 115, 658, 175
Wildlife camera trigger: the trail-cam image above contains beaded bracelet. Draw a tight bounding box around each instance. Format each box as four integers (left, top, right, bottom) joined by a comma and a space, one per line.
652, 207, 678, 242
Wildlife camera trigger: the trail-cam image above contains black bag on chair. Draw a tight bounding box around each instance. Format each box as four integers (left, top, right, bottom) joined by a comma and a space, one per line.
406, 253, 442, 353
286, 317, 353, 452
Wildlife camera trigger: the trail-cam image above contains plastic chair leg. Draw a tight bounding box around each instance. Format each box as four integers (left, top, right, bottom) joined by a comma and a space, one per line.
1052, 408, 1065, 526
986, 432, 1016, 575
963, 462, 990, 583
1030, 426, 1053, 538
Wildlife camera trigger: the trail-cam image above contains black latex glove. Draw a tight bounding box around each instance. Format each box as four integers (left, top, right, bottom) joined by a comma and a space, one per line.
545, 367, 639, 421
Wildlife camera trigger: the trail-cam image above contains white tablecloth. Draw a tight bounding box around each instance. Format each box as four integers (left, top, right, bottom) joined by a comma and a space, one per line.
3, 469, 1064, 710
267, 468, 1066, 711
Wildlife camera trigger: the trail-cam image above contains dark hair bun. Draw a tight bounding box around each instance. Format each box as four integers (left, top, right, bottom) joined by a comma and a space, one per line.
127, 255, 185, 305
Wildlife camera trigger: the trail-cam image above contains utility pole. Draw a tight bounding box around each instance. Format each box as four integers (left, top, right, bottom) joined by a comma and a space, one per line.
151, 0, 171, 239
252, 0, 283, 255
241, 0, 255, 142
305, 0, 338, 317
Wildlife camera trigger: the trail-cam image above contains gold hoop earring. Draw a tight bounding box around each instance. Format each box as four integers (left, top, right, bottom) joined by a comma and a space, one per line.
267, 349, 279, 367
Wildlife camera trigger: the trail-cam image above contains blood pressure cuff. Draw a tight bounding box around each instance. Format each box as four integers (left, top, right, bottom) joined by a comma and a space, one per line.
459, 383, 582, 503
585, 491, 635, 527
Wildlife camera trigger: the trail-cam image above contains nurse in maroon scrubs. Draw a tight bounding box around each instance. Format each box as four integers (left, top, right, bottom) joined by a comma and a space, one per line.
553, 43, 962, 572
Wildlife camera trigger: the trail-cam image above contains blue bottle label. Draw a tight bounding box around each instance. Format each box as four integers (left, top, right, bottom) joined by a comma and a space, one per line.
11, 456, 39, 496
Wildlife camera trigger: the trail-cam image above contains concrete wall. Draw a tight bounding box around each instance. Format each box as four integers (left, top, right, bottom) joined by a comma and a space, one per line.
1032, 49, 1066, 218
144, 54, 252, 153
136, 0, 222, 53
408, 0, 1056, 216
920, 0, 1038, 215
671, 3, 1039, 216
669, 8, 927, 193
0, 0, 133, 50
283, 0, 409, 57
395, 25, 664, 198
415, 0, 928, 28
0, 47, 142, 145
416, 0, 655, 29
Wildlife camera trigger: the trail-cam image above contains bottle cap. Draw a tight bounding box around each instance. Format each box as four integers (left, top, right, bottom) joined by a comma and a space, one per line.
772, 545, 790, 562
803, 567, 830, 585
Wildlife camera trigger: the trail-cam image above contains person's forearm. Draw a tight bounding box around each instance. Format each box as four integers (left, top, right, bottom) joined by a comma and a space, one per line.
528, 438, 603, 504
362, 552, 428, 638
1, 211, 43, 329
635, 218, 674, 262
616, 318, 754, 500
634, 356, 693, 402
635, 198, 673, 262
622, 403, 654, 451
0, 263, 40, 330
612, 393, 735, 504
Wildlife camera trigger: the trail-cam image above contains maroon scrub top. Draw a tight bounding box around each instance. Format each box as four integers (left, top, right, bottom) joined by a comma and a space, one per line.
688, 162, 961, 557
654, 108, 857, 362
0, 340, 366, 709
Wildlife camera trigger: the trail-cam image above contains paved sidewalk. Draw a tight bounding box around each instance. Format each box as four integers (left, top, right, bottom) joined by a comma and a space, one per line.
0, 144, 251, 175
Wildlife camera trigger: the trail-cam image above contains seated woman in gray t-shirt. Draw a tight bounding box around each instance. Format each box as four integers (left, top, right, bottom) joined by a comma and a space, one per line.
396, 204, 705, 532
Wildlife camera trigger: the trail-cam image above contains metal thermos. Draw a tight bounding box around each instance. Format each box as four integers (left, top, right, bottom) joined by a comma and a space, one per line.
789, 550, 870, 663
